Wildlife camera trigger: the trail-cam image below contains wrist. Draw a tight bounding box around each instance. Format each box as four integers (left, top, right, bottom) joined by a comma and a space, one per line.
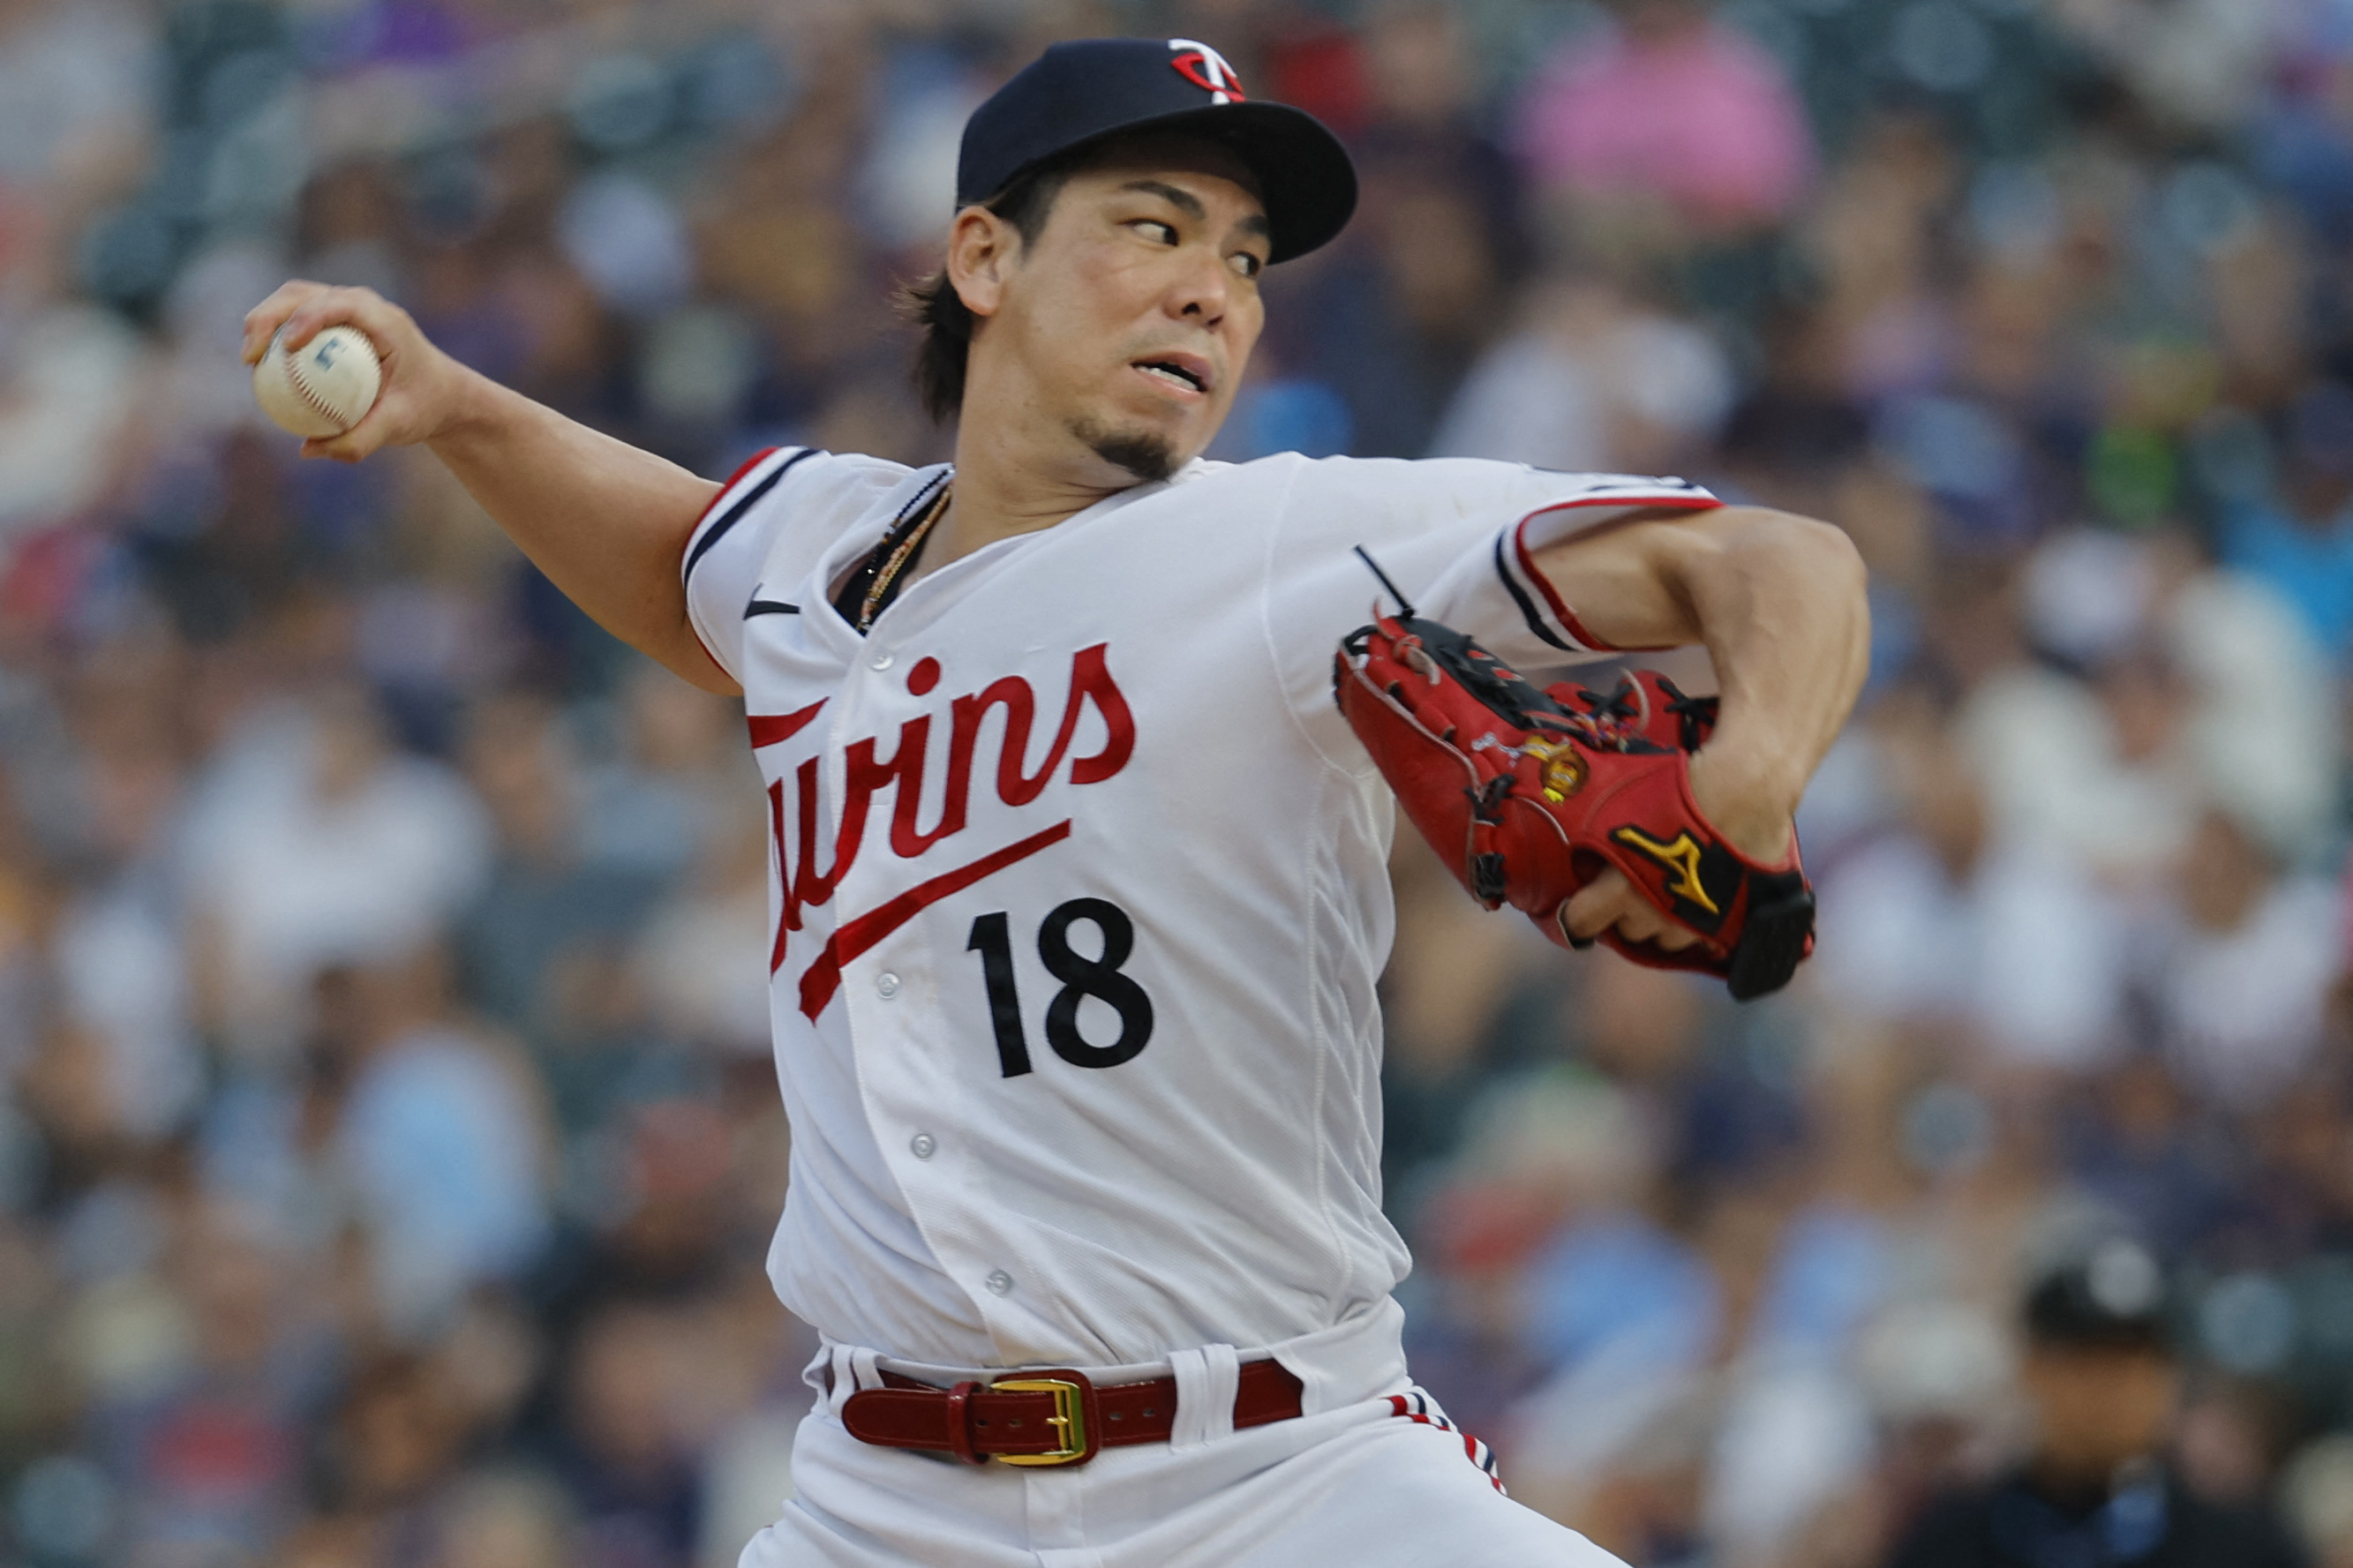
1686, 742, 1800, 862
424, 357, 504, 449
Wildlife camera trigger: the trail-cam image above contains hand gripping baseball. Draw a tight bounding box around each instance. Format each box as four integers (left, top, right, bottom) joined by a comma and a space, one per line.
1333, 604, 1815, 1000
241, 281, 470, 462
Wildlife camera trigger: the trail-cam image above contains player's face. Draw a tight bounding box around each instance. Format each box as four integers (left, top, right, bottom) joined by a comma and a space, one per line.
989, 143, 1270, 481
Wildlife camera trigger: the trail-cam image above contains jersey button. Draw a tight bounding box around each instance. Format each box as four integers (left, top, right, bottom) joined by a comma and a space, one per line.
876, 972, 900, 999
869, 652, 894, 671
984, 1270, 1014, 1296
910, 1133, 936, 1159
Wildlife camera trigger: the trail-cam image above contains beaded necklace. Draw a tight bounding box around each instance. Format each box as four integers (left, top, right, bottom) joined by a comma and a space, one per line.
843, 478, 952, 634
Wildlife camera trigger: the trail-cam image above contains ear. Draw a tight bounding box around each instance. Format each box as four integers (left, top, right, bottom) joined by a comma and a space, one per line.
946, 206, 1017, 321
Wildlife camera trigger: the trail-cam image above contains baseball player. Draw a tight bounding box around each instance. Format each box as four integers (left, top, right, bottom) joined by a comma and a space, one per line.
244, 37, 1868, 1567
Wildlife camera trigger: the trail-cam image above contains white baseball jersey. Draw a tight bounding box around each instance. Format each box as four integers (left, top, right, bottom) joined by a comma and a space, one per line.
681, 448, 1718, 1373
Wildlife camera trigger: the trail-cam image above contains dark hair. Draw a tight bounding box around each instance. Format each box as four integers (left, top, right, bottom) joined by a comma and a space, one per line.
2024, 1238, 2172, 1354
902, 157, 1074, 424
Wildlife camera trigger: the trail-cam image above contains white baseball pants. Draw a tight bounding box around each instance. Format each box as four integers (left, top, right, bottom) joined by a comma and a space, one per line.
738, 1324, 1625, 1568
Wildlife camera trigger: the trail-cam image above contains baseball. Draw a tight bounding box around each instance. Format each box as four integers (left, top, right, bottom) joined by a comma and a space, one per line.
252, 324, 381, 439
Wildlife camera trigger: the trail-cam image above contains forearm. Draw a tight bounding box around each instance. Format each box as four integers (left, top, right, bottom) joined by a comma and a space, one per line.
429, 372, 732, 691
243, 280, 739, 694
1678, 509, 1871, 817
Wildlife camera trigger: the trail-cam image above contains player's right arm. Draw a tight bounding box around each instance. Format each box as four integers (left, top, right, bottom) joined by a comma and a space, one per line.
241, 281, 738, 696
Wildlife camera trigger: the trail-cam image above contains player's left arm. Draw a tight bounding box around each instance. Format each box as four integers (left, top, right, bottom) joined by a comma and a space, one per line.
1529, 504, 1871, 949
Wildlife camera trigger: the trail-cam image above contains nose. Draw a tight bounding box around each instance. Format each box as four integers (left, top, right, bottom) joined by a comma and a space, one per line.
1167, 246, 1230, 327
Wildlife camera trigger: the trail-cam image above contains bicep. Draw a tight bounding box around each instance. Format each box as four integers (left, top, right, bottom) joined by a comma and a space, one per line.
1522, 506, 1728, 652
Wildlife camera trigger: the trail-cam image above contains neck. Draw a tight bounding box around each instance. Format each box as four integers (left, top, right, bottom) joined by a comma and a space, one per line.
921, 390, 1161, 577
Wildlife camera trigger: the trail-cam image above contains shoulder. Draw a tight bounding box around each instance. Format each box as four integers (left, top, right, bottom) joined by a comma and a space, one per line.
1270, 455, 1720, 564
1290, 454, 1715, 508
1256, 452, 1523, 507
1251, 456, 1719, 653
1161, 453, 1714, 514
1148, 452, 1304, 499
679, 446, 931, 685
682, 446, 920, 588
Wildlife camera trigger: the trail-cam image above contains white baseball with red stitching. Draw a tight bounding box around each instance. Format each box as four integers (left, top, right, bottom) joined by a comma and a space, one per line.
252, 325, 381, 438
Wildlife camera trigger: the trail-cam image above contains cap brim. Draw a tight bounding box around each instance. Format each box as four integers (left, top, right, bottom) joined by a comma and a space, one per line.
1028, 101, 1357, 265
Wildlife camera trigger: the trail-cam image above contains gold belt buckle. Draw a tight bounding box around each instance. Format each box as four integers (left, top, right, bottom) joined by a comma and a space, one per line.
989, 1376, 1091, 1466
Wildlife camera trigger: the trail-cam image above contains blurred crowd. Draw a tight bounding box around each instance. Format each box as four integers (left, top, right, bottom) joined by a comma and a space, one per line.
6, 0, 2353, 1564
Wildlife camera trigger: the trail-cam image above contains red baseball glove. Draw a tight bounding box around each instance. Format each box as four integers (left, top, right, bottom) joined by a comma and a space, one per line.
1334, 603, 1815, 1001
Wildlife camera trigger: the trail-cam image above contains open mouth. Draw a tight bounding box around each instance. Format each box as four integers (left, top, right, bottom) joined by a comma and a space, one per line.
1133, 356, 1210, 395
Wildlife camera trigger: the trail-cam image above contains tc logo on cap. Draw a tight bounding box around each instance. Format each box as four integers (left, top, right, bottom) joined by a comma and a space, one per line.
1169, 38, 1246, 103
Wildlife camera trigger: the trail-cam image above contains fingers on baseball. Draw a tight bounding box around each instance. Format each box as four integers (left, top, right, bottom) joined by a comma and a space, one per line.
241, 280, 333, 364
282, 291, 387, 356
1561, 871, 1702, 953
244, 282, 403, 364
304, 399, 393, 462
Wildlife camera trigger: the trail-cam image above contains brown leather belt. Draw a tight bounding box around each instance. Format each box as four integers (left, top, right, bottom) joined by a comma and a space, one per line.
840, 1360, 1304, 1467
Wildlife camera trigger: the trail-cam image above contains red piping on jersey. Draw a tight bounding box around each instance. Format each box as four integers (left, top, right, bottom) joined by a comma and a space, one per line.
701, 446, 783, 524
682, 444, 784, 575
680, 446, 783, 678
1511, 494, 1721, 654
797, 820, 1074, 1019
688, 625, 730, 678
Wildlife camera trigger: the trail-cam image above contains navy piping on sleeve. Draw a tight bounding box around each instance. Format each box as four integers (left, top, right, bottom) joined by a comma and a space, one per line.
744, 598, 800, 618
683, 447, 822, 588
1493, 529, 1576, 652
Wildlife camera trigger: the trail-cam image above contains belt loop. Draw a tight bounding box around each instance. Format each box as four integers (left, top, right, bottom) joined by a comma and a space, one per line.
825, 1346, 883, 1416
944, 1381, 984, 1464
801, 1339, 834, 1404
1168, 1344, 1240, 1451
825, 1346, 856, 1416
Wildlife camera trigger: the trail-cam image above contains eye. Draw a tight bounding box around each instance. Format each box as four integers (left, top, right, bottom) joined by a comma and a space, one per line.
1130, 219, 1178, 245
1229, 251, 1266, 280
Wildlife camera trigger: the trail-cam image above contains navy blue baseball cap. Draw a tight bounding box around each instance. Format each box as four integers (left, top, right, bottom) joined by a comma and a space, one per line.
956, 38, 1357, 264
2025, 1238, 2172, 1352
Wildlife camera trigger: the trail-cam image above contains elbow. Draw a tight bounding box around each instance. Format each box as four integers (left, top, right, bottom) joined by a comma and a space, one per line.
1773, 509, 1867, 593
1810, 515, 1870, 608
1771, 513, 1872, 683
1725, 506, 1868, 605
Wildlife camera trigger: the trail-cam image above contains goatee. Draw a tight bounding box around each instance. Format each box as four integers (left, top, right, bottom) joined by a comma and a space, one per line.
1071, 418, 1180, 484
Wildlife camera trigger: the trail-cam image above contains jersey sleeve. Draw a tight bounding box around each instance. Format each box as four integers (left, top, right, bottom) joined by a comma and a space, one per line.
1259, 455, 1721, 769
680, 446, 908, 682
1410, 469, 1723, 665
